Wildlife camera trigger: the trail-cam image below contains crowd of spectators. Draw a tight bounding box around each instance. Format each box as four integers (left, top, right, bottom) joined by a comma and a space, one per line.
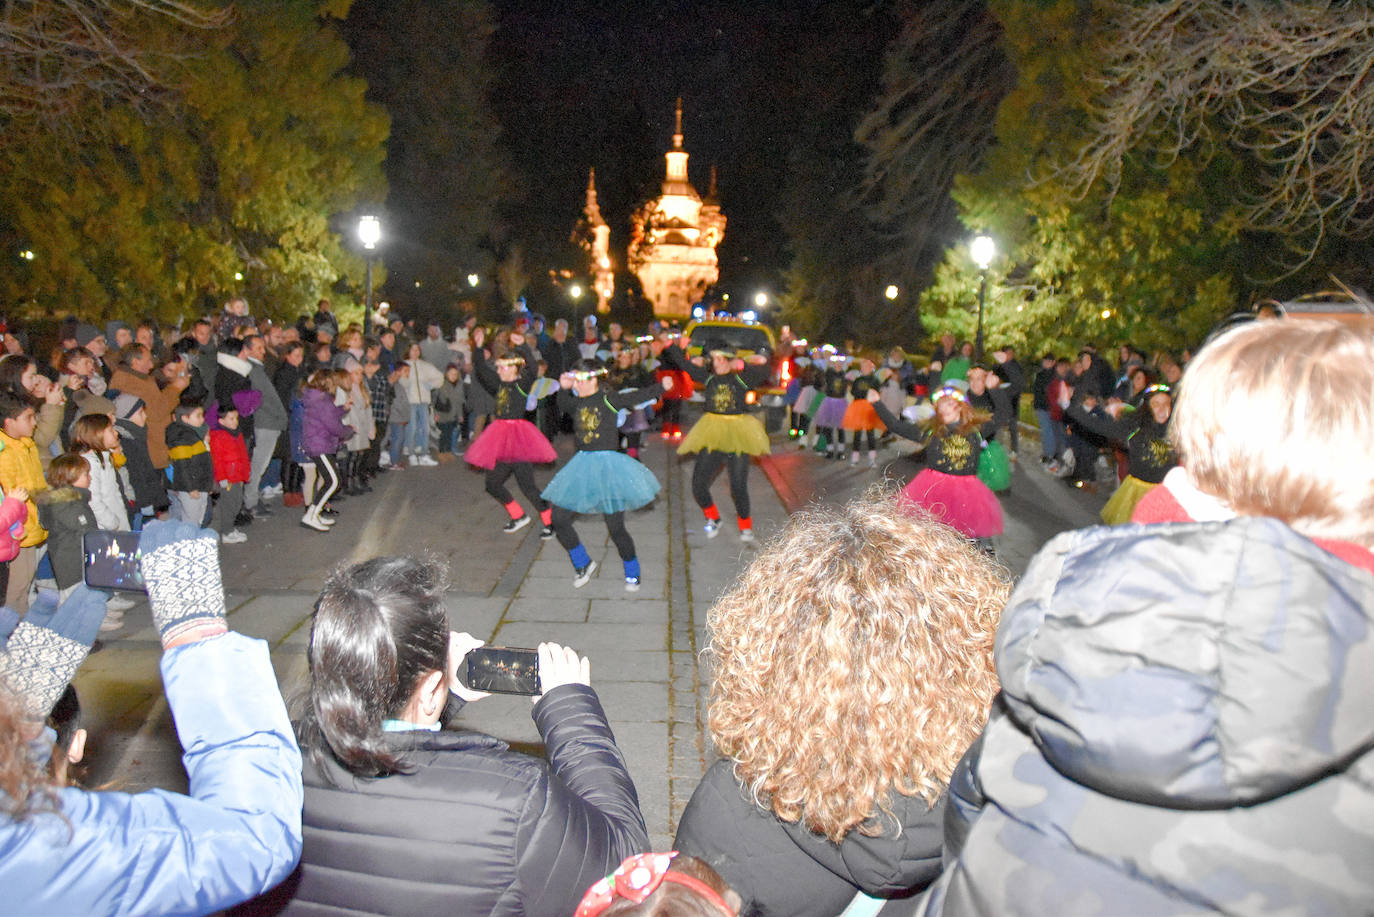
0, 305, 1369, 916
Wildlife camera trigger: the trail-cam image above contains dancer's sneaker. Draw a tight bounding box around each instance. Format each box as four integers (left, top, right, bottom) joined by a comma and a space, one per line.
573, 560, 598, 589
739, 529, 755, 543
703, 520, 720, 539
624, 576, 641, 592
504, 515, 531, 533
540, 526, 555, 540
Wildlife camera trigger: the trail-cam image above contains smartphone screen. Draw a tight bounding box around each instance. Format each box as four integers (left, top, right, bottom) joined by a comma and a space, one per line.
82, 531, 146, 592
461, 646, 541, 696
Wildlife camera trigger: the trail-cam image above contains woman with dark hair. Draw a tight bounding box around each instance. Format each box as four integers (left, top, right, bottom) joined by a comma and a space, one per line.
256, 555, 648, 916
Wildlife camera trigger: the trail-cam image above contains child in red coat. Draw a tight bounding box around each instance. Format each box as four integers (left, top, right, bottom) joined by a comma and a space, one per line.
208, 402, 251, 544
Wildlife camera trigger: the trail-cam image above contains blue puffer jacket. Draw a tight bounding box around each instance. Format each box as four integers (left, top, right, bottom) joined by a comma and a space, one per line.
1, 633, 303, 916
914, 518, 1374, 916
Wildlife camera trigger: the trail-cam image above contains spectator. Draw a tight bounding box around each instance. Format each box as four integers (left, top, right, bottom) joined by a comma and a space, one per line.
575, 853, 741, 916
69, 415, 129, 533
109, 342, 187, 471
916, 319, 1374, 915
36, 454, 100, 606
0, 523, 303, 915
418, 320, 452, 370
208, 403, 251, 544
312, 297, 339, 342
165, 401, 213, 526
246, 555, 648, 915
401, 342, 442, 465
112, 393, 167, 526
0, 393, 47, 611
675, 491, 1009, 916
242, 335, 288, 518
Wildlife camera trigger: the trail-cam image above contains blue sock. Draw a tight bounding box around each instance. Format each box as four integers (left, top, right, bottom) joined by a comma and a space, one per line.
623, 557, 640, 580
569, 544, 590, 570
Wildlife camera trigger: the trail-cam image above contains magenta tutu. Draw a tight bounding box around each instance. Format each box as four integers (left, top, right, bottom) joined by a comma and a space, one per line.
899, 468, 1004, 538
463, 418, 558, 470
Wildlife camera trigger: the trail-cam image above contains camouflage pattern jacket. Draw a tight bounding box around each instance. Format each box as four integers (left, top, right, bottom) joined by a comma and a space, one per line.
916, 518, 1374, 916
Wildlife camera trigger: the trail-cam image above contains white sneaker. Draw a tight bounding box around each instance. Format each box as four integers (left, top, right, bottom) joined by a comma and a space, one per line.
99, 613, 125, 633
417, 455, 439, 466
703, 520, 720, 539
262, 484, 284, 499
221, 529, 248, 544
739, 529, 755, 543
379, 452, 392, 468
105, 594, 137, 611
573, 560, 598, 589
301, 508, 330, 532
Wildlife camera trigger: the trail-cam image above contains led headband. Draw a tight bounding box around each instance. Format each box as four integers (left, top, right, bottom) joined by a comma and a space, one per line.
575, 852, 735, 917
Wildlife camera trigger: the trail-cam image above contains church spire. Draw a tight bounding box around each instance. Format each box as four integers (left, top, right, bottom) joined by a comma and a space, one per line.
673, 96, 684, 150
585, 167, 606, 226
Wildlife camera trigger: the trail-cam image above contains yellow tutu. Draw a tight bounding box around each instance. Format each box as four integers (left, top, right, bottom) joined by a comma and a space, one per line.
1100, 475, 1158, 525
679, 412, 771, 456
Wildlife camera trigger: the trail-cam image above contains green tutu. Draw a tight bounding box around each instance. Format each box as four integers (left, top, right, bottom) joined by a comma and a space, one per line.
1100, 474, 1157, 525
679, 413, 770, 456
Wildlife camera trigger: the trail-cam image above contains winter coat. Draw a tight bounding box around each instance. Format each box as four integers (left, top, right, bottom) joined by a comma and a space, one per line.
210, 428, 252, 485
389, 378, 411, 425
402, 357, 443, 406
35, 485, 97, 589
273, 362, 306, 461
675, 759, 944, 917
1, 634, 301, 917
0, 430, 47, 546
254, 684, 649, 917
116, 419, 168, 510
0, 493, 26, 562
300, 388, 350, 458
431, 379, 464, 424
343, 383, 373, 452
288, 397, 307, 464
166, 420, 213, 493
109, 367, 182, 469
914, 518, 1374, 916
214, 353, 259, 442
80, 452, 129, 531
247, 359, 288, 432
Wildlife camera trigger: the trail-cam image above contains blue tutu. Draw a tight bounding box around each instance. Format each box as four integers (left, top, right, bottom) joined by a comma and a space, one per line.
541, 450, 661, 514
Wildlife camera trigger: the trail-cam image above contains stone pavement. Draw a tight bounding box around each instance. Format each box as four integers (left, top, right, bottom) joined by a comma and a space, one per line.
73, 430, 787, 851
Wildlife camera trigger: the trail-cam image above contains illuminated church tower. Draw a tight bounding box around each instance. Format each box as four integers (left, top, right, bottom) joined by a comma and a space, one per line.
584, 169, 614, 314
628, 99, 726, 319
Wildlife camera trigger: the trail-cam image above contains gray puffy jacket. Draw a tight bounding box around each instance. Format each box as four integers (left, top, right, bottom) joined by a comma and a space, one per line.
917, 518, 1374, 916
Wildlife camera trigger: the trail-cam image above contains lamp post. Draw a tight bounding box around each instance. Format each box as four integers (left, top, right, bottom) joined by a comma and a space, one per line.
358, 215, 381, 336
970, 234, 995, 363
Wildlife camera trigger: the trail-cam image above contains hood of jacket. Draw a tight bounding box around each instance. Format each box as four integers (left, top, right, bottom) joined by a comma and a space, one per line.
216, 351, 252, 378
995, 517, 1374, 810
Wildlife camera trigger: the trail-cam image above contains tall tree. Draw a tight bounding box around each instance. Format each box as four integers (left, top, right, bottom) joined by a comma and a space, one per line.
341, 0, 510, 321
0, 0, 388, 323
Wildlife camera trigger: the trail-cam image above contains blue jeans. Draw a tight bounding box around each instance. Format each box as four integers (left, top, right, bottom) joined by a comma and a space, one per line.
388, 421, 408, 464
1034, 408, 1057, 459
407, 404, 431, 454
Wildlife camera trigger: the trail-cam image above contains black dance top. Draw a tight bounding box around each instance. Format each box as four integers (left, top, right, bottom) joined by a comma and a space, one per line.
661, 345, 770, 416
557, 384, 665, 451
1065, 403, 1176, 484
873, 401, 982, 476
822, 368, 849, 399
849, 373, 880, 400
473, 344, 537, 421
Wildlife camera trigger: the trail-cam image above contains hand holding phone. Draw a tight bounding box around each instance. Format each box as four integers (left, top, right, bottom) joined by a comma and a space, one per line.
449, 632, 491, 702
535, 642, 590, 698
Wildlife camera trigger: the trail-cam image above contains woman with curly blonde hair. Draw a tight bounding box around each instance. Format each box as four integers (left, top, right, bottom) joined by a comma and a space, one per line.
673, 489, 1009, 916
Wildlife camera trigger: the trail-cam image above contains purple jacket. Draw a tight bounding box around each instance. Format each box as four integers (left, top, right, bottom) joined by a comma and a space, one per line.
300, 388, 351, 458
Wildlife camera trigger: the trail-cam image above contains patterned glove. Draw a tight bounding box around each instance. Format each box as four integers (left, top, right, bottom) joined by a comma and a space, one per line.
0, 586, 108, 719
139, 520, 227, 648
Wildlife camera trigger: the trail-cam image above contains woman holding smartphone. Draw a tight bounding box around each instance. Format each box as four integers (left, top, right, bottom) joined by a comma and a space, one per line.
245, 555, 649, 917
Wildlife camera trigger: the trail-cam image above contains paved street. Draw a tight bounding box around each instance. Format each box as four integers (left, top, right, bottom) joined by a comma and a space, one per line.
71, 421, 1103, 851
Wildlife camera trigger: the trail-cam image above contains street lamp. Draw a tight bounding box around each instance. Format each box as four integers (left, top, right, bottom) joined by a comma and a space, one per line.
467, 273, 480, 288
358, 214, 381, 336
970, 234, 995, 362
884, 284, 899, 301
569, 283, 583, 301
754, 291, 768, 308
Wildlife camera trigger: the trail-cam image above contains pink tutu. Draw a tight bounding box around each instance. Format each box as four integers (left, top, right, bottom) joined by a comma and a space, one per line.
464, 419, 557, 470
899, 468, 1004, 538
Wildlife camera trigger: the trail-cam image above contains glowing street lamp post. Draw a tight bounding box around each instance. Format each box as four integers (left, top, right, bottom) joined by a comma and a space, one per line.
970, 234, 995, 363
358, 215, 381, 336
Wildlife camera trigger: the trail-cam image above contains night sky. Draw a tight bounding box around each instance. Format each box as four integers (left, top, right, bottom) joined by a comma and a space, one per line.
485, 0, 895, 302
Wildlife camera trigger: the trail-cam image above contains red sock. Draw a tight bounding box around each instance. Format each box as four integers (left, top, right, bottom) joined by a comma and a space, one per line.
628, 447, 639, 459
739, 517, 753, 532
703, 504, 721, 523
504, 500, 524, 520
540, 507, 552, 526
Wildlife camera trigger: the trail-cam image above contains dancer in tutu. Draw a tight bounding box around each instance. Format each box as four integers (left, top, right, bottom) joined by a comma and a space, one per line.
840, 357, 886, 468
660, 341, 771, 542
541, 361, 670, 591
465, 327, 558, 536
811, 352, 851, 458
1064, 382, 1177, 524
867, 384, 1003, 542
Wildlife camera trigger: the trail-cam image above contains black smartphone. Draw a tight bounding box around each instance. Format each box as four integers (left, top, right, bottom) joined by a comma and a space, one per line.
82, 531, 145, 592
461, 645, 541, 696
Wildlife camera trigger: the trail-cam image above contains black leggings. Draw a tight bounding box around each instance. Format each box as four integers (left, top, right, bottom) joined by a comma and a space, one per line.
484, 462, 546, 511
692, 451, 751, 519
851, 430, 877, 452
661, 399, 682, 428
550, 506, 636, 560
311, 454, 339, 511
819, 427, 845, 446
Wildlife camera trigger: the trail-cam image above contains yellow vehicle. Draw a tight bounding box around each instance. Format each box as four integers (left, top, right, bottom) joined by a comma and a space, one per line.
682, 317, 777, 360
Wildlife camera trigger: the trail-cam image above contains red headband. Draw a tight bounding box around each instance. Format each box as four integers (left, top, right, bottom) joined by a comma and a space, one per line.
575, 852, 735, 917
